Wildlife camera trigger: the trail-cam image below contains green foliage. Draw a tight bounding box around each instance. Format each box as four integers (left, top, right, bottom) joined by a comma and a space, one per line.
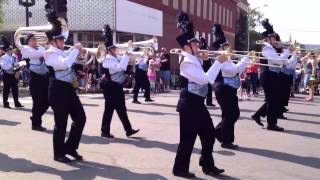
235, 11, 248, 51
0, 0, 4, 25
248, 9, 264, 31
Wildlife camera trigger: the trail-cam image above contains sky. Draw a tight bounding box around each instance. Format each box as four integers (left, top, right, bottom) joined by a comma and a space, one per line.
247, 0, 320, 44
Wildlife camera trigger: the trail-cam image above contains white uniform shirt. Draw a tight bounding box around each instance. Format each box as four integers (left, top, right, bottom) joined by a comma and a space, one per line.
102, 54, 129, 75
286, 54, 298, 70
22, 45, 46, 65
180, 51, 222, 85
262, 42, 290, 66
221, 56, 250, 77
44, 46, 79, 71
0, 54, 18, 74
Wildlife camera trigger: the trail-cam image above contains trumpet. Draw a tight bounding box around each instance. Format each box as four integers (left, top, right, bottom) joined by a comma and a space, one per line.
170, 48, 284, 68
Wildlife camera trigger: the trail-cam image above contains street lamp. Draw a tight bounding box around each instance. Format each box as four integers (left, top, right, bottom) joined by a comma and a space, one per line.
247, 4, 268, 51
19, 0, 35, 27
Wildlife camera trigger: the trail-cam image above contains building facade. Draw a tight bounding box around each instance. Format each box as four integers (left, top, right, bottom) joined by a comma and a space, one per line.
0, 0, 248, 71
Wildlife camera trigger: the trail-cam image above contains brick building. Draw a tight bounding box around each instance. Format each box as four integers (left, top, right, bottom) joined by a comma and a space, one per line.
0, 0, 249, 70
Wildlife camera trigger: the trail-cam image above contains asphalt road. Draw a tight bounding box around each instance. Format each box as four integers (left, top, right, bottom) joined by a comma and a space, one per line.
0, 91, 319, 180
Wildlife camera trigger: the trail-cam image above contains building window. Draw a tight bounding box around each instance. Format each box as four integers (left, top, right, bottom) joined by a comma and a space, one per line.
208, 0, 213, 21
78, 32, 104, 48
223, 7, 226, 26
195, 31, 200, 39
189, 0, 195, 15
203, 0, 208, 19
208, 33, 211, 47
173, 0, 179, 10
230, 11, 233, 28
218, 5, 222, 24
226, 9, 229, 28
214, 2, 218, 22
182, 0, 187, 12
162, 0, 169, 6
197, 0, 201, 17
202, 32, 206, 39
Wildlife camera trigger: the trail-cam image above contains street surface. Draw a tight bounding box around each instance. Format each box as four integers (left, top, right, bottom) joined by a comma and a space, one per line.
0, 91, 319, 180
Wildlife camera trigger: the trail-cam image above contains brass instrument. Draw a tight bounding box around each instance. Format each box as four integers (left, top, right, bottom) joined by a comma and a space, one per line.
170, 48, 284, 68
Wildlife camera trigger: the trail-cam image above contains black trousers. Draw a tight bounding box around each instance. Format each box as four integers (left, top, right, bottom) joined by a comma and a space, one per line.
174, 90, 215, 172
101, 81, 133, 134
254, 71, 281, 126
2, 72, 19, 105
279, 73, 292, 107
133, 69, 150, 101
215, 84, 240, 144
206, 84, 213, 104
48, 80, 86, 157
29, 71, 50, 127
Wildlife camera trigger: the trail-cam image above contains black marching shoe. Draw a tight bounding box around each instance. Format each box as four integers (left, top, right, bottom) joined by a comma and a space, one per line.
251, 115, 264, 126
132, 100, 142, 104
221, 143, 239, 150
66, 150, 83, 161
3, 103, 11, 109
206, 103, 216, 107
54, 156, 72, 163
101, 133, 115, 138
267, 125, 284, 132
202, 166, 225, 176
32, 126, 47, 132
14, 102, 24, 108
173, 170, 196, 178
145, 98, 154, 102
126, 129, 140, 137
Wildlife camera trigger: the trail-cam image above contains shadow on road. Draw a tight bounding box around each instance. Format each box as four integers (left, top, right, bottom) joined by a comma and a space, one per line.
236, 147, 320, 169
284, 129, 320, 140
0, 119, 20, 126
0, 153, 167, 180
127, 109, 177, 116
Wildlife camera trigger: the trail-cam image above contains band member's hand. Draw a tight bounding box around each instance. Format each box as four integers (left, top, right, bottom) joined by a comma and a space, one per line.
217, 54, 228, 63
288, 45, 295, 53
74, 43, 83, 50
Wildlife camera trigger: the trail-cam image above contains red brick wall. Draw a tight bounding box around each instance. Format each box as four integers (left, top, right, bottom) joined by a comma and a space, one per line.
129, 0, 237, 71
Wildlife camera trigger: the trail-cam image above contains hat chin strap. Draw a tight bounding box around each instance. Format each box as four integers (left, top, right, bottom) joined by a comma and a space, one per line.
188, 44, 195, 56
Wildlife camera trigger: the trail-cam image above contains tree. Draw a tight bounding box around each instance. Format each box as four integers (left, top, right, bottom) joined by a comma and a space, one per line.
235, 11, 248, 51
0, 0, 5, 25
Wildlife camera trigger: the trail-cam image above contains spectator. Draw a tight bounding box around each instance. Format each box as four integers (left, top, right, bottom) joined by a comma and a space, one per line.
246, 52, 259, 97
159, 48, 171, 92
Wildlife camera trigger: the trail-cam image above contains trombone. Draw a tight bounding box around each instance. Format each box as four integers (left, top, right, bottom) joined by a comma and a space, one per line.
170, 48, 285, 68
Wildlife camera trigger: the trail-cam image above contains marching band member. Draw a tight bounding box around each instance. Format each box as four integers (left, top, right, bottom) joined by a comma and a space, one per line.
251, 19, 291, 131
44, 8, 86, 163
212, 24, 250, 149
22, 34, 49, 131
100, 25, 139, 139
173, 12, 225, 178
132, 48, 154, 104
0, 35, 23, 109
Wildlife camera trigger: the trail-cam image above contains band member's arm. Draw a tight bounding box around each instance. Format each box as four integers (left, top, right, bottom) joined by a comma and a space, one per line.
262, 47, 290, 65
103, 54, 129, 72
180, 59, 222, 85
21, 46, 45, 59
45, 48, 79, 70
221, 56, 250, 76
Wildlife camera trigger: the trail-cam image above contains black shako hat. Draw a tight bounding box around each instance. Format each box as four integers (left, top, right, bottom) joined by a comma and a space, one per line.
175, 11, 198, 47
212, 24, 229, 50
0, 35, 12, 51
261, 19, 277, 39
102, 24, 116, 50
45, 3, 65, 41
